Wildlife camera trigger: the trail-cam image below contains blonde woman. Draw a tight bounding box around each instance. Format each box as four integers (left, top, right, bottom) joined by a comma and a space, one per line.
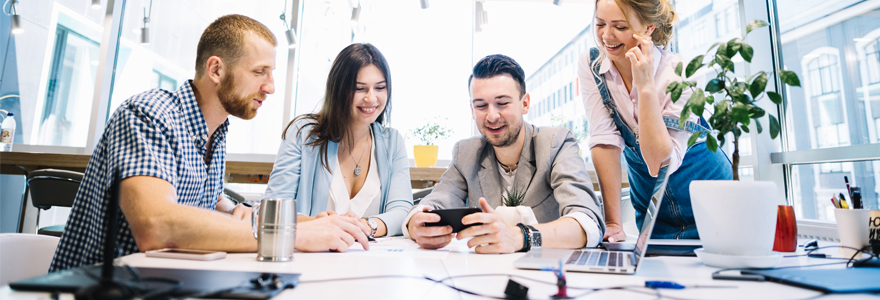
578, 0, 732, 241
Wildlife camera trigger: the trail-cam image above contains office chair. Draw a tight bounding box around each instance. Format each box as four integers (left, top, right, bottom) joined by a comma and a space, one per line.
26, 169, 83, 237
0, 233, 60, 286
412, 187, 433, 206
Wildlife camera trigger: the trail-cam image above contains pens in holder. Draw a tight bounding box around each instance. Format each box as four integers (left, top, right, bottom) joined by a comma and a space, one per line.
851, 187, 862, 209
844, 176, 853, 200
838, 193, 850, 209
831, 197, 838, 208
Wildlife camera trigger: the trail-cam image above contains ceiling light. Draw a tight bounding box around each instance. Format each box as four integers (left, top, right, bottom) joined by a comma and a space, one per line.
351, 4, 360, 21
285, 29, 297, 49
140, 27, 149, 45
10, 1, 22, 35
91, 0, 101, 9
553, 0, 563, 6
420, 0, 428, 9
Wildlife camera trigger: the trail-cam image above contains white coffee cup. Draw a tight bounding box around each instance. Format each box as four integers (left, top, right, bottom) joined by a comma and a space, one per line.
691, 180, 778, 256
834, 209, 870, 259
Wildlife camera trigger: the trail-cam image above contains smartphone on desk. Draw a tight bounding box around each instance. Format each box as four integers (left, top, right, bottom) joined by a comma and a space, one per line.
145, 248, 227, 261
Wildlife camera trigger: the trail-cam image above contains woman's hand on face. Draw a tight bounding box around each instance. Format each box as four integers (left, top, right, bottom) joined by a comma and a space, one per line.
625, 34, 656, 91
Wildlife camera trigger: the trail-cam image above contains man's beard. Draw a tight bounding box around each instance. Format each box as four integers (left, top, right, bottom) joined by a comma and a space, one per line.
484, 121, 521, 148
217, 72, 262, 120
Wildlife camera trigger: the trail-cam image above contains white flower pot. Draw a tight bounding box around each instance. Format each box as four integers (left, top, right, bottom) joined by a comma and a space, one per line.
690, 180, 778, 256
495, 206, 538, 226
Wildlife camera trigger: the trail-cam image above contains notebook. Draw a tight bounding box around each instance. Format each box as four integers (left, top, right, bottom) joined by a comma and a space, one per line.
742, 268, 880, 293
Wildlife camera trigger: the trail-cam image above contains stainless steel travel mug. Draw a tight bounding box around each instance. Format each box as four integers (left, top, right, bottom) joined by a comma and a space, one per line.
252, 198, 296, 262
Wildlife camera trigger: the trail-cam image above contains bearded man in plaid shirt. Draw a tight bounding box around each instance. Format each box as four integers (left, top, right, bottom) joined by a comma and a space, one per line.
51, 15, 371, 271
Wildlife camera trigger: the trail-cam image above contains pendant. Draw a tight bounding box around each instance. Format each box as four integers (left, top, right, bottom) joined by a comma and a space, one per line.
354, 165, 361, 176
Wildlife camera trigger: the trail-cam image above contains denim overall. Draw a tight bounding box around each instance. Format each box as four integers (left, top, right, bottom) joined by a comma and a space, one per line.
588, 48, 733, 239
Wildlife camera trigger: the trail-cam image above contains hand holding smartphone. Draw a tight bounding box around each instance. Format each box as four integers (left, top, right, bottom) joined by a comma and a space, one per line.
424, 207, 482, 233
145, 248, 227, 261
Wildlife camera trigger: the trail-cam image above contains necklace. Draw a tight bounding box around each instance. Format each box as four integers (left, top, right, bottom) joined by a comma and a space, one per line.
346, 132, 370, 176
496, 157, 518, 176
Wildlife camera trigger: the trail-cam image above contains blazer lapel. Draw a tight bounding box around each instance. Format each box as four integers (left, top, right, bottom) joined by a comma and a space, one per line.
513, 124, 536, 198
311, 142, 336, 214
478, 144, 503, 208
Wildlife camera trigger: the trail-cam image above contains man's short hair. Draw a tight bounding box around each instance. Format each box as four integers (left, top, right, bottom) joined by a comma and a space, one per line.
468, 54, 527, 96
195, 14, 277, 78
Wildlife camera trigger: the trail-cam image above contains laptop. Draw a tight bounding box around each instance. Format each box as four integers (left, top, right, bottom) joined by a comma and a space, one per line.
513, 168, 671, 274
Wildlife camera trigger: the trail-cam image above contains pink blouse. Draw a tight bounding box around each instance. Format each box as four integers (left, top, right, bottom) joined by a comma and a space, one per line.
577, 46, 697, 174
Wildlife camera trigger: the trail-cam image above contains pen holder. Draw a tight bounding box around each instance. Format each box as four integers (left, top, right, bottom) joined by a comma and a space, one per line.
773, 205, 797, 252
834, 209, 870, 259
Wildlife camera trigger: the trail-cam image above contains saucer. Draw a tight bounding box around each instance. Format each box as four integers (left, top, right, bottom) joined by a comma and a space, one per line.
694, 248, 782, 269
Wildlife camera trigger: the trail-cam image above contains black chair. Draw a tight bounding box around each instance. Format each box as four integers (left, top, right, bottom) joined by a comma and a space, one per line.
412, 187, 433, 206
26, 169, 83, 237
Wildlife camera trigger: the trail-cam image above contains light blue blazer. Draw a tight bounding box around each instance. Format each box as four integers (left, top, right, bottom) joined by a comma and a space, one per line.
264, 119, 413, 236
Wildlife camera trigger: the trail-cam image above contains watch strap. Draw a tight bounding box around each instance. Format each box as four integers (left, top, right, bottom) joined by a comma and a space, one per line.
516, 223, 531, 252
524, 224, 541, 248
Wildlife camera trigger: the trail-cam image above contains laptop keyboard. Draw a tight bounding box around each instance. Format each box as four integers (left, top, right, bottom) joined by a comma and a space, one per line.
566, 251, 627, 268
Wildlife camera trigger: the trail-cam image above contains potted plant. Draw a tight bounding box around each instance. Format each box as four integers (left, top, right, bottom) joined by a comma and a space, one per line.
666, 20, 801, 258
496, 185, 538, 226
410, 119, 453, 167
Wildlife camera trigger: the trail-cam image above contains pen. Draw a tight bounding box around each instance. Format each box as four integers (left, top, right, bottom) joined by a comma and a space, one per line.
833, 194, 840, 208
851, 187, 862, 209
831, 197, 838, 208
839, 194, 849, 209
844, 176, 853, 200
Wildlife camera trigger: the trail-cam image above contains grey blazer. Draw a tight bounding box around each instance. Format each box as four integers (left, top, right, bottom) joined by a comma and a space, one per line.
418, 123, 605, 236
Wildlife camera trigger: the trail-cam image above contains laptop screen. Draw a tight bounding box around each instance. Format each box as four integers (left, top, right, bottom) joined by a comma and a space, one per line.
631, 165, 671, 268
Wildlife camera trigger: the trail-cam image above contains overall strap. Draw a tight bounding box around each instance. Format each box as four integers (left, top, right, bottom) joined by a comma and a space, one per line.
589, 48, 639, 149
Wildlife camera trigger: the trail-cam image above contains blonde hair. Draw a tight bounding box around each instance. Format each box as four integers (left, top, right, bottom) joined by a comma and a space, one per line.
195, 14, 277, 79
590, 0, 677, 71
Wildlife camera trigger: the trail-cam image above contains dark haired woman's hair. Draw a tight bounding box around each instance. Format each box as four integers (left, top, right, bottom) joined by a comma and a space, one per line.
281, 43, 392, 172
468, 54, 527, 97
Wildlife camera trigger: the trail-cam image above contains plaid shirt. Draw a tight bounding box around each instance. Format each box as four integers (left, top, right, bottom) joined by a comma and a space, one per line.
50, 80, 228, 271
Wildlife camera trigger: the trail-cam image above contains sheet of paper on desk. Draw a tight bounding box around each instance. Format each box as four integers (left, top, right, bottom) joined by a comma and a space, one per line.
343, 237, 474, 258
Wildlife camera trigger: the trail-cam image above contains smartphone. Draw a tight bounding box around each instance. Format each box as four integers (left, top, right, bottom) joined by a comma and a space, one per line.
145, 248, 227, 261
424, 207, 482, 233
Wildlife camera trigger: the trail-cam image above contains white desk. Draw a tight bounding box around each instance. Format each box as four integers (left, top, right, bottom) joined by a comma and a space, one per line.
2, 238, 878, 299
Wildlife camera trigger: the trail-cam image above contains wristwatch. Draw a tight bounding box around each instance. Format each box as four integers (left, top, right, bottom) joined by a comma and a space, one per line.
364, 217, 378, 237
524, 225, 542, 249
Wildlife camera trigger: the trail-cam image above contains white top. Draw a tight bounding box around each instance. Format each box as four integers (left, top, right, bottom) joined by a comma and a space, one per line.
327, 131, 380, 217
578, 46, 696, 174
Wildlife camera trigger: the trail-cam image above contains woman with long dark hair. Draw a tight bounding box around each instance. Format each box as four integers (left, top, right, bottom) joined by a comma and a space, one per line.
265, 43, 412, 238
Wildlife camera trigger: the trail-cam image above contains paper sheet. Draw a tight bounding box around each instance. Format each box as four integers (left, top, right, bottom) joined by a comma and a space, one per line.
341, 236, 475, 259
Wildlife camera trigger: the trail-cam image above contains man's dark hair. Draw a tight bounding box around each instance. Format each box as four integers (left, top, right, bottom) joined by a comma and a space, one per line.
468, 54, 527, 96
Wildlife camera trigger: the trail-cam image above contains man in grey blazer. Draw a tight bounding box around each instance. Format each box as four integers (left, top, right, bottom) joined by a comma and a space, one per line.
403, 54, 604, 254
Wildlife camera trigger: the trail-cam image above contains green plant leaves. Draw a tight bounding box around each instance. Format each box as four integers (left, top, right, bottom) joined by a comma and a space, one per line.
731, 102, 750, 124
745, 20, 769, 35
706, 134, 718, 152
687, 131, 702, 148
769, 114, 780, 139
741, 43, 754, 63
727, 38, 742, 58
716, 53, 734, 72
706, 79, 724, 94
667, 81, 683, 102
689, 89, 707, 116
767, 91, 782, 105
755, 119, 763, 134
750, 72, 768, 99
779, 70, 801, 87
686, 55, 704, 78
675, 62, 683, 77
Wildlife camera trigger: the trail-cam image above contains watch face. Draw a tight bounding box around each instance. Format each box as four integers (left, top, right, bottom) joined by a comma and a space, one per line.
531, 232, 542, 247
367, 218, 378, 229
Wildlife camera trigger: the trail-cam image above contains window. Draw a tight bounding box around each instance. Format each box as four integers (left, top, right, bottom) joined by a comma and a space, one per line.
152, 71, 176, 91
775, 0, 880, 220
37, 25, 100, 147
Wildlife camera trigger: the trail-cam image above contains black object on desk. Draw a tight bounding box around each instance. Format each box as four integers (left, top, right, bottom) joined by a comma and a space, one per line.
424, 207, 482, 233
742, 268, 880, 293
10, 265, 300, 299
